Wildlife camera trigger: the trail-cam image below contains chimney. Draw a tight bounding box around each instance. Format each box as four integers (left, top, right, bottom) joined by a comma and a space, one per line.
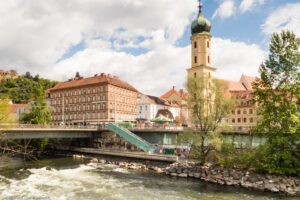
94, 74, 98, 77
180, 89, 184, 94
172, 86, 175, 90
100, 73, 105, 77
113, 76, 119, 79
107, 74, 111, 78
75, 72, 80, 78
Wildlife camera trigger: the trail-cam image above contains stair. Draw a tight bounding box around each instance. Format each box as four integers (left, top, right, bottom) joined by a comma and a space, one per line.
108, 123, 155, 153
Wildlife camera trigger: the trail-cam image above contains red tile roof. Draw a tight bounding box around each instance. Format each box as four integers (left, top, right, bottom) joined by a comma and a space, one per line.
160, 86, 187, 99
241, 74, 256, 90
0, 70, 8, 74
49, 73, 138, 92
218, 79, 246, 92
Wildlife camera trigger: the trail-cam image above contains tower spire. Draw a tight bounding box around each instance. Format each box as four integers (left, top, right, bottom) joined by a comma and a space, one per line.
198, 0, 202, 15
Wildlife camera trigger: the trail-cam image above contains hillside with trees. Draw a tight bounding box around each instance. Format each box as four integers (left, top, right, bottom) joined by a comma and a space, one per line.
0, 72, 57, 103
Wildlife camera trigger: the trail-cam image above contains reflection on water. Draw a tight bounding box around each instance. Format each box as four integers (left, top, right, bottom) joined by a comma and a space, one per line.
0, 157, 296, 200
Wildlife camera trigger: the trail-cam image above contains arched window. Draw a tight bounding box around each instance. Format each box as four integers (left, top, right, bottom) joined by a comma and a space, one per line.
194, 56, 197, 64
209, 72, 211, 78
194, 41, 197, 48
207, 41, 210, 48
208, 56, 210, 63
194, 72, 197, 78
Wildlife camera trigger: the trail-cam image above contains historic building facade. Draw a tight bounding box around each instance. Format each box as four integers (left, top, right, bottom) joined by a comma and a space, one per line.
48, 73, 138, 124
160, 86, 189, 125
137, 93, 180, 121
183, 1, 258, 129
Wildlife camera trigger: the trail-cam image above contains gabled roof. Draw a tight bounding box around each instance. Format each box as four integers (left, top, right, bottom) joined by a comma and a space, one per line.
240, 74, 256, 90
49, 73, 138, 92
145, 95, 180, 108
160, 86, 187, 99
147, 95, 166, 105
218, 79, 246, 92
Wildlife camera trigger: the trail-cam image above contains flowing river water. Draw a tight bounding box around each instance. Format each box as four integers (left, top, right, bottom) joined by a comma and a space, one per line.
0, 157, 297, 200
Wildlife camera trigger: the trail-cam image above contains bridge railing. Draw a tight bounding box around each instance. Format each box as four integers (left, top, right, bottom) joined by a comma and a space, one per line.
1, 124, 99, 130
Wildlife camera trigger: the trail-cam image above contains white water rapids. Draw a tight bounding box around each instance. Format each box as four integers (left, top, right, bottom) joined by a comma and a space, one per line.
0, 158, 296, 200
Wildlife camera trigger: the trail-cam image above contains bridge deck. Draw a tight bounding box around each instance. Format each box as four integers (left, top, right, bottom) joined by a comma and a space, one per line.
65, 147, 178, 162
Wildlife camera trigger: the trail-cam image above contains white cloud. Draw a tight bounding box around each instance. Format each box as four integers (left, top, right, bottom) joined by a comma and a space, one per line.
51, 37, 266, 96
239, 0, 264, 13
0, 0, 267, 96
0, 0, 196, 75
212, 0, 236, 19
212, 38, 266, 81
261, 2, 300, 36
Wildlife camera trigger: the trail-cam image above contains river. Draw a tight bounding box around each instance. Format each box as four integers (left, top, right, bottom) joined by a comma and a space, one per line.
0, 157, 296, 200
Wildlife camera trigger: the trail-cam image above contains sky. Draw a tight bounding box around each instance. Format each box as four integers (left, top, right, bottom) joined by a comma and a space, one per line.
0, 0, 299, 96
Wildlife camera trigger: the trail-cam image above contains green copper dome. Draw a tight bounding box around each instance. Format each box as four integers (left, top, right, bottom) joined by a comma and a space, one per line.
191, 2, 211, 35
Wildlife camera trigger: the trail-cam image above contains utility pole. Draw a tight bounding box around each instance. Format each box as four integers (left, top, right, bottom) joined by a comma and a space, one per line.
62, 93, 65, 125
114, 91, 116, 123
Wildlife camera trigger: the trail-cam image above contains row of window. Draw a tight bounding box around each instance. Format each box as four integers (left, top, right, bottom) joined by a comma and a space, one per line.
54, 103, 107, 113
53, 112, 107, 121
194, 41, 210, 49
51, 86, 136, 99
232, 108, 254, 115
51, 87, 107, 98
52, 95, 106, 105
231, 117, 254, 123
52, 94, 135, 105
52, 112, 135, 121
194, 56, 210, 64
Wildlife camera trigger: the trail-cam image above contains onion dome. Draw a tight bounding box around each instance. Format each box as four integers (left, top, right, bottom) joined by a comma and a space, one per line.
191, 1, 211, 35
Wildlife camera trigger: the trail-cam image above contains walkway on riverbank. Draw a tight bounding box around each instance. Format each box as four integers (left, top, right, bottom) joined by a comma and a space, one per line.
58, 146, 178, 162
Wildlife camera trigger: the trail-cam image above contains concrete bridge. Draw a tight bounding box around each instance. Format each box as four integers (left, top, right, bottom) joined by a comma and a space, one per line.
0, 124, 183, 140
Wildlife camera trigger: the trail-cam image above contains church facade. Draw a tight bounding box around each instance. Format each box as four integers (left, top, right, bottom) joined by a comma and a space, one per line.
161, 1, 259, 130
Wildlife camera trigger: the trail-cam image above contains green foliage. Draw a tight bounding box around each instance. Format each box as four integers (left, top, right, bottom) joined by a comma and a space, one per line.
214, 142, 263, 170
178, 75, 237, 164
0, 98, 15, 130
177, 130, 222, 164
186, 75, 237, 131
21, 86, 52, 125
0, 72, 57, 104
251, 30, 300, 176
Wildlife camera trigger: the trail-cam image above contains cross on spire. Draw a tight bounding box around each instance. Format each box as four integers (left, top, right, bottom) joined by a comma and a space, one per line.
198, 0, 202, 15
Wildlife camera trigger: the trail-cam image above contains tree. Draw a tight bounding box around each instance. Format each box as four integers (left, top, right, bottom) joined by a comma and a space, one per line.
251, 30, 300, 176
0, 98, 14, 128
177, 75, 237, 164
0, 74, 57, 104
21, 86, 52, 125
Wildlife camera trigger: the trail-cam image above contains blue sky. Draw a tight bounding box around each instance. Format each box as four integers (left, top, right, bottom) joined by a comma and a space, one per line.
0, 0, 299, 95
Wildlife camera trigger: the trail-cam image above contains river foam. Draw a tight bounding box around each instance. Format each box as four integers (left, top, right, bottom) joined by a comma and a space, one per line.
0, 159, 296, 200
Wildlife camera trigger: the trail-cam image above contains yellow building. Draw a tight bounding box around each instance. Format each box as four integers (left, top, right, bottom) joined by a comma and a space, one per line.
183, 1, 259, 129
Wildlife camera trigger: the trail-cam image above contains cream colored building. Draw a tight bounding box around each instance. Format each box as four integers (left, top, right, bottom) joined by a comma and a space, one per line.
48, 73, 138, 124
183, 2, 258, 129
137, 93, 180, 121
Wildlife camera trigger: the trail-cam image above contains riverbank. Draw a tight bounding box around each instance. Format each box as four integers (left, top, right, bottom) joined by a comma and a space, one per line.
68, 152, 300, 197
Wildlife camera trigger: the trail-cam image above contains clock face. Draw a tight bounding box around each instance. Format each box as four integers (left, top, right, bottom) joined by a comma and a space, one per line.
193, 49, 198, 54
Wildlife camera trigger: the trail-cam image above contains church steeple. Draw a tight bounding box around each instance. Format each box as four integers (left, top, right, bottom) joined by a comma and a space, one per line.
187, 1, 215, 78
198, 0, 202, 15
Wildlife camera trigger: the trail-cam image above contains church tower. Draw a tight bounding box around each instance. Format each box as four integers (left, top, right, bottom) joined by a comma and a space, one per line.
187, 1, 216, 78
